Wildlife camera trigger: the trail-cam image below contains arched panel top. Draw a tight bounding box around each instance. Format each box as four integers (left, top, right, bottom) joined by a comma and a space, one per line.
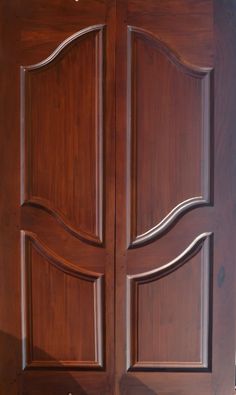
128, 26, 213, 76
21, 25, 105, 71
128, 27, 213, 248
128, 232, 212, 284
21, 230, 104, 370
127, 231, 213, 371
21, 25, 105, 246
22, 231, 103, 281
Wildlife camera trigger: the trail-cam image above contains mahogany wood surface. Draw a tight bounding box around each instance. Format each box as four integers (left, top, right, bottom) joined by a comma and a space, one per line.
115, 1, 236, 394
0, 1, 116, 394
0, 1, 236, 395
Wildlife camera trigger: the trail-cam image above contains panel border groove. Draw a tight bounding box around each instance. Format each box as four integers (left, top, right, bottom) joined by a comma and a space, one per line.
126, 232, 213, 371
127, 26, 214, 248
21, 230, 104, 370
20, 25, 105, 246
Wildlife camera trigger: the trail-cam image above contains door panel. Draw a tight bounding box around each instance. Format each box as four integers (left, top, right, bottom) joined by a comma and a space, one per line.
22, 231, 104, 370
127, 233, 212, 371
21, 26, 104, 244
116, 1, 236, 394
128, 27, 212, 245
0, 1, 115, 394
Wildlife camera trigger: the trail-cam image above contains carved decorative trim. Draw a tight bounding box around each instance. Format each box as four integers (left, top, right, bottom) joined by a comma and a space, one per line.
21, 198, 102, 246
126, 233, 213, 371
127, 26, 214, 248
21, 231, 104, 370
20, 25, 105, 246
130, 197, 210, 248
20, 25, 105, 71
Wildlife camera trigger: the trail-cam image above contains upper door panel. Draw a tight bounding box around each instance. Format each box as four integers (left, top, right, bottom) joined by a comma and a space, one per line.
21, 26, 104, 245
128, 27, 212, 246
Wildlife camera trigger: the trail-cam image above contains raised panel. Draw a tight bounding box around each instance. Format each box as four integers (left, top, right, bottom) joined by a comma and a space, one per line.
128, 27, 213, 247
21, 26, 104, 245
127, 233, 213, 371
21, 231, 104, 370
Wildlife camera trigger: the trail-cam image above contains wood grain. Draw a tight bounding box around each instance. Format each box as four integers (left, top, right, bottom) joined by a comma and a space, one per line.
0, 1, 236, 395
21, 26, 104, 245
0, 0, 116, 394
115, 0, 236, 394
21, 232, 104, 370
127, 233, 212, 371
128, 27, 213, 246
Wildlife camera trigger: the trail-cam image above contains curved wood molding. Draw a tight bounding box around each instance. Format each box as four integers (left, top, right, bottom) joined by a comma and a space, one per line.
128, 26, 213, 248
22, 230, 103, 280
128, 26, 213, 76
21, 198, 103, 247
21, 25, 105, 246
21, 231, 104, 370
127, 232, 213, 371
130, 197, 209, 248
128, 232, 211, 283
21, 25, 105, 71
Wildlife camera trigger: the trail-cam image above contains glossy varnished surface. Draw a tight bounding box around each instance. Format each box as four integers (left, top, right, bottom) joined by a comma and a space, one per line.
127, 233, 212, 371
115, 0, 236, 394
0, 0, 116, 394
0, 1, 236, 395
22, 232, 104, 369
128, 28, 212, 245
22, 27, 104, 244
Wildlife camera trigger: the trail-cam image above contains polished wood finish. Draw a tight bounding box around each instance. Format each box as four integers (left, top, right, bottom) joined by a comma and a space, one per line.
127, 233, 212, 371
22, 232, 104, 370
0, 1, 236, 395
21, 26, 104, 245
0, 1, 116, 394
115, 1, 236, 395
128, 27, 212, 245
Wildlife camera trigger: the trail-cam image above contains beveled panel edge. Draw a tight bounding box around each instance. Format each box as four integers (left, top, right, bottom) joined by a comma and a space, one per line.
21, 199, 103, 247
126, 232, 213, 371
20, 25, 105, 247
127, 26, 214, 248
23, 360, 103, 370
130, 197, 210, 248
21, 230, 104, 370
21, 24, 105, 71
128, 26, 213, 76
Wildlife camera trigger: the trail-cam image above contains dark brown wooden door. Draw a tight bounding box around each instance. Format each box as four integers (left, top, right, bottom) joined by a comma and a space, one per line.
0, 1, 236, 395
0, 1, 116, 394
115, 1, 236, 394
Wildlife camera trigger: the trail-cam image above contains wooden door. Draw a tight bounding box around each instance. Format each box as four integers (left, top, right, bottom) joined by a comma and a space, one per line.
115, 1, 236, 395
0, 1, 116, 394
1, 1, 236, 395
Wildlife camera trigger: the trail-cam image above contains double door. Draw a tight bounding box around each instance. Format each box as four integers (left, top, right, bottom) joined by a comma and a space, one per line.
0, 1, 236, 394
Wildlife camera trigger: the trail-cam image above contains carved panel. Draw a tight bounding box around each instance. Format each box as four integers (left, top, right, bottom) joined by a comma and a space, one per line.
127, 233, 213, 371
21, 26, 104, 245
128, 27, 213, 247
21, 231, 104, 369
